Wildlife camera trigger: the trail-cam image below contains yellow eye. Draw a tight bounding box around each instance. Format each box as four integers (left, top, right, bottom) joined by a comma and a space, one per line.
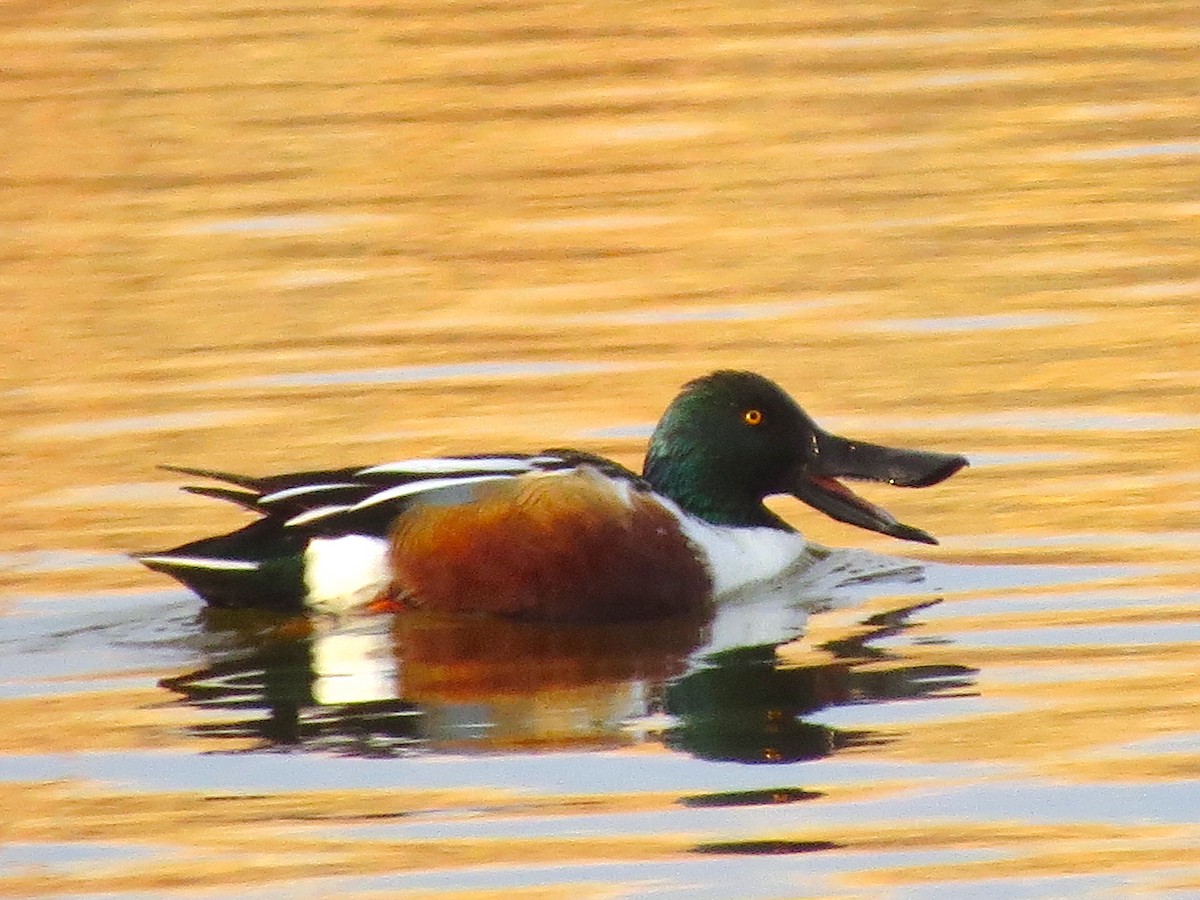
743, 409, 764, 426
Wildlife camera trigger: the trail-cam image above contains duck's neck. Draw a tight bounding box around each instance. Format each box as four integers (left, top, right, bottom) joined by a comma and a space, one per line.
643, 444, 792, 531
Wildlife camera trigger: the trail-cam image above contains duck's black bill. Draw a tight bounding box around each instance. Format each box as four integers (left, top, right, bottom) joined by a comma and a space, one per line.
788, 430, 968, 544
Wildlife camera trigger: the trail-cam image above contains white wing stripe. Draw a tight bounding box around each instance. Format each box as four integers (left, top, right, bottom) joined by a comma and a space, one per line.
284, 504, 356, 527
350, 474, 512, 509
357, 457, 538, 476
259, 482, 360, 504
138, 555, 260, 571
282, 474, 515, 526
528, 454, 568, 466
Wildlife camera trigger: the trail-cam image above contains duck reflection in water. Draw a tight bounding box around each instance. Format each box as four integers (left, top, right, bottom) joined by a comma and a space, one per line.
162, 549, 976, 763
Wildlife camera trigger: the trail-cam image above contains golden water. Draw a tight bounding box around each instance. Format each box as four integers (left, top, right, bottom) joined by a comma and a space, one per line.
3, 0, 1199, 896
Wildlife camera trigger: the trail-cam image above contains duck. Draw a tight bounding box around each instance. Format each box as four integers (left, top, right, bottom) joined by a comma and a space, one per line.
137, 370, 967, 621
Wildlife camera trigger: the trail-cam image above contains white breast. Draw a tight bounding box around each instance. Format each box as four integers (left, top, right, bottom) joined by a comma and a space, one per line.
665, 504, 809, 598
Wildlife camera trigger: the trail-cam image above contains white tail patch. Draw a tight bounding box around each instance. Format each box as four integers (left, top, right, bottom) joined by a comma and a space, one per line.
358, 456, 546, 476
304, 535, 391, 614
137, 555, 259, 571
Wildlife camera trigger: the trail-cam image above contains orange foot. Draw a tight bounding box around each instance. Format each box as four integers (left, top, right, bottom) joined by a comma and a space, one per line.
365, 587, 408, 615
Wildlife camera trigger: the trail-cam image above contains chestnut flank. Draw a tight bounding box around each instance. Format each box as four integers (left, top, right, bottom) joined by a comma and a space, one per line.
388, 469, 712, 620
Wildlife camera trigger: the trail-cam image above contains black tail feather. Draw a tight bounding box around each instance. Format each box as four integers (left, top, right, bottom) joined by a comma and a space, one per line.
181, 485, 262, 510
136, 519, 308, 611
161, 464, 261, 489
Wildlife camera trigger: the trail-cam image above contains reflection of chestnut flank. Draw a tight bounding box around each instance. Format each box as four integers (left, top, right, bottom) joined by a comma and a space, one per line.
389, 469, 712, 620
392, 608, 708, 700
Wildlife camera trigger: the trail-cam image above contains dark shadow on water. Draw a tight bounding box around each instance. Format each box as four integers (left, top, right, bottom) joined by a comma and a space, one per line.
692, 839, 844, 855
680, 787, 822, 807
160, 617, 424, 756
664, 600, 974, 764
159, 550, 977, 764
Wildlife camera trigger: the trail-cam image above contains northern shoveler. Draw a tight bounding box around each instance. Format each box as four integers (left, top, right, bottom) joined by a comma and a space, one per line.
137, 370, 967, 620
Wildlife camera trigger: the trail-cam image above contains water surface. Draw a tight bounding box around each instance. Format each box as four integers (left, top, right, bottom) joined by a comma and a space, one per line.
3, 0, 1199, 897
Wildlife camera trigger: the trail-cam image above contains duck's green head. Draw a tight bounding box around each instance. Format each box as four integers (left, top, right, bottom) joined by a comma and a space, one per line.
643, 370, 967, 541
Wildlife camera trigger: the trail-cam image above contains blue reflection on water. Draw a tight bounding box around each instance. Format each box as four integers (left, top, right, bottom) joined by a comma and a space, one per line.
0, 749, 1004, 797
0, 590, 196, 692
1068, 141, 1200, 161
864, 313, 1091, 333
174, 214, 387, 235
0, 841, 164, 871
880, 620, 1200, 650
202, 360, 632, 390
